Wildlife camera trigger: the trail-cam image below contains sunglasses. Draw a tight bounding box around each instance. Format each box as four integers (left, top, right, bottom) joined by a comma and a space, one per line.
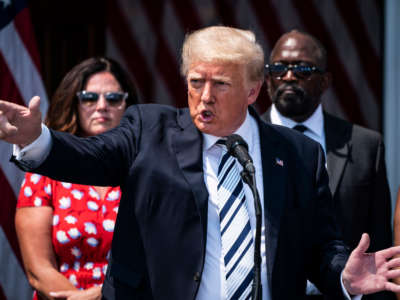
265, 63, 324, 79
76, 91, 128, 108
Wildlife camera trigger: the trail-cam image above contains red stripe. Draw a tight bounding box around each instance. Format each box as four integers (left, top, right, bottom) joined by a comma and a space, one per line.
292, 1, 367, 127
0, 53, 26, 106
13, 7, 42, 74
139, 0, 187, 107
213, 0, 238, 27
0, 168, 23, 265
335, 0, 381, 104
107, 0, 156, 103
171, 0, 202, 31
249, 0, 285, 50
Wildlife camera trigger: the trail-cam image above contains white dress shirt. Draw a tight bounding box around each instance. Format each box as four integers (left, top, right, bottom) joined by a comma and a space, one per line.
196, 111, 271, 300
270, 103, 326, 155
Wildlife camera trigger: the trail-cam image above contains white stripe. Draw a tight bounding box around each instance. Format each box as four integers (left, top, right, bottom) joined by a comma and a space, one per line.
0, 141, 24, 197
0, 227, 33, 299
163, 2, 184, 66
0, 21, 48, 114
105, 30, 144, 103
313, 0, 379, 129
116, 0, 175, 105
356, 0, 381, 57
235, 0, 271, 53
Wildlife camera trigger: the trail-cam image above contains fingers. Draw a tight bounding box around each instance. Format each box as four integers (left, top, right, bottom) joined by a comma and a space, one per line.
354, 233, 370, 254
384, 281, 400, 293
0, 112, 17, 138
387, 257, 400, 270
28, 96, 41, 115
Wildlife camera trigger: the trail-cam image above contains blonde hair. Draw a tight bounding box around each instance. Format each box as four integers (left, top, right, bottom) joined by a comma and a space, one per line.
181, 26, 264, 82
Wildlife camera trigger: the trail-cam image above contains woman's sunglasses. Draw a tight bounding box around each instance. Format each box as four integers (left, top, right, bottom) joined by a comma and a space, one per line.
76, 91, 128, 108
265, 63, 324, 79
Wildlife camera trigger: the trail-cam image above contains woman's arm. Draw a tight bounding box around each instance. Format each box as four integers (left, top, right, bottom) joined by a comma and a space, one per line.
15, 206, 77, 299
393, 188, 400, 300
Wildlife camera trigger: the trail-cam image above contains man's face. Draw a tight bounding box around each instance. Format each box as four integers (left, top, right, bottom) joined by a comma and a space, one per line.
187, 61, 260, 137
266, 33, 330, 122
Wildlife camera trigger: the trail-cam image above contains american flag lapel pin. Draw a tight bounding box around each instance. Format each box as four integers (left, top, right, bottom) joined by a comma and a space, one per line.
275, 157, 284, 167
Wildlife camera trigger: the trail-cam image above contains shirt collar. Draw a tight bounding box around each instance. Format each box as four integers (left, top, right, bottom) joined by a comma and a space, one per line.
202, 110, 253, 152
270, 103, 324, 138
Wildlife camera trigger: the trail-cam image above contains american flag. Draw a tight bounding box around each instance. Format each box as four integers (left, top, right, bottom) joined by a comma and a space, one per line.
106, 0, 383, 131
0, 0, 48, 299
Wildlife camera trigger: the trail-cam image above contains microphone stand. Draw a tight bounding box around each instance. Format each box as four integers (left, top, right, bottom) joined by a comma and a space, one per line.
241, 169, 262, 300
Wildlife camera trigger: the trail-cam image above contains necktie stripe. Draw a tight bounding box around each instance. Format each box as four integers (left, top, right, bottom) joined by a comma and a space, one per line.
226, 237, 253, 278
218, 153, 232, 174
217, 141, 254, 300
219, 181, 244, 221
218, 158, 236, 189
230, 271, 254, 300
221, 194, 245, 235
224, 221, 252, 264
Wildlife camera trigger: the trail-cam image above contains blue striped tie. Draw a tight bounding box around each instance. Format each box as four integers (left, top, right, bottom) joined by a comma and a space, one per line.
217, 141, 254, 300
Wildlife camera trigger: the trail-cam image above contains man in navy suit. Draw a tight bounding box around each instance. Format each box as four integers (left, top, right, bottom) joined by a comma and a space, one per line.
1, 26, 400, 300
261, 30, 394, 300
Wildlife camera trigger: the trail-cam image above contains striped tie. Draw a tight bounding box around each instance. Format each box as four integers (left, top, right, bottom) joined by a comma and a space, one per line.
217, 141, 254, 300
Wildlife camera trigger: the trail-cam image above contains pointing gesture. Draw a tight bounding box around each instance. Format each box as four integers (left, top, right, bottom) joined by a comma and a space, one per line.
343, 233, 400, 295
0, 96, 42, 147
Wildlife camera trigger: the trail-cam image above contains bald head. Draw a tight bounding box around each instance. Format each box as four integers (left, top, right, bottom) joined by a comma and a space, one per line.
270, 30, 327, 70
266, 30, 331, 123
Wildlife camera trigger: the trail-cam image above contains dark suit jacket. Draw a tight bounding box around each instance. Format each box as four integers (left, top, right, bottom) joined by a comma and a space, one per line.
262, 109, 394, 300
18, 104, 350, 300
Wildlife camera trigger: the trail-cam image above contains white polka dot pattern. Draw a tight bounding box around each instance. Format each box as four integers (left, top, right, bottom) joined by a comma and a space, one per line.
17, 173, 121, 290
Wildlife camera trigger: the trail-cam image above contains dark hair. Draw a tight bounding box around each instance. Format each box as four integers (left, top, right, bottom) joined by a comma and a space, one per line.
45, 57, 139, 136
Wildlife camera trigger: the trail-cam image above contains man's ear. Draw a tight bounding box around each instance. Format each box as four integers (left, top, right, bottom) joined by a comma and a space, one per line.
247, 80, 263, 105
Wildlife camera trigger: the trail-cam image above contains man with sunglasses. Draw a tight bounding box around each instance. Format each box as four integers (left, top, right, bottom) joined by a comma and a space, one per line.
262, 30, 394, 300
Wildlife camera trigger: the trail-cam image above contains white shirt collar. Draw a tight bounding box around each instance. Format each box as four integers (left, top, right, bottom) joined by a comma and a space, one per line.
270, 103, 324, 139
202, 110, 253, 152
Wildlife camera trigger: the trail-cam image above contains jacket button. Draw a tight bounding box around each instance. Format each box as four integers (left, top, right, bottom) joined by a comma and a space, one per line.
193, 272, 201, 282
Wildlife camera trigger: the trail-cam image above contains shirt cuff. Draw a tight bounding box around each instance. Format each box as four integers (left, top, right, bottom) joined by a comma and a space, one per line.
12, 123, 52, 168
341, 272, 363, 300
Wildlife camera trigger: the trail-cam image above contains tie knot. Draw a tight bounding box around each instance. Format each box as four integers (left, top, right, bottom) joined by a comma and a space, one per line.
293, 124, 308, 133
216, 139, 226, 146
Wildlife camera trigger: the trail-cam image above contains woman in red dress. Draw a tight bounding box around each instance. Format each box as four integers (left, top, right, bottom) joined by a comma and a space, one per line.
15, 57, 138, 300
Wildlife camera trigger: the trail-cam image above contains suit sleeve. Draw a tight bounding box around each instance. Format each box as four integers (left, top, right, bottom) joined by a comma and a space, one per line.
308, 144, 350, 298
29, 106, 141, 187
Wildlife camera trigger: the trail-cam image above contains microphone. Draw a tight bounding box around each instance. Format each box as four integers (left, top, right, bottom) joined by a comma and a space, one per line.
226, 134, 255, 174
226, 134, 262, 300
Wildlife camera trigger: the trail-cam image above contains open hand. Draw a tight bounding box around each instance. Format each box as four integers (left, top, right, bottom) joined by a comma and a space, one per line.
342, 233, 400, 295
0, 96, 42, 147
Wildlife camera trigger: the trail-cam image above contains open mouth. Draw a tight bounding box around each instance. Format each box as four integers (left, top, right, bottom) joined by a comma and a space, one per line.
200, 110, 213, 122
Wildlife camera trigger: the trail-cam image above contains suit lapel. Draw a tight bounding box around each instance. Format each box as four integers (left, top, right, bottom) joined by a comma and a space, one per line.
172, 109, 209, 248
324, 112, 351, 197
253, 110, 288, 290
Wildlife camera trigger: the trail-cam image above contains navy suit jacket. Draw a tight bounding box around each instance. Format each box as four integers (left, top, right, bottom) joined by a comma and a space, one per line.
262, 109, 394, 300
22, 104, 349, 300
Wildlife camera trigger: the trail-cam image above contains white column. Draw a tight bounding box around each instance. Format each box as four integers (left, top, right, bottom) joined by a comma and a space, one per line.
384, 0, 400, 213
